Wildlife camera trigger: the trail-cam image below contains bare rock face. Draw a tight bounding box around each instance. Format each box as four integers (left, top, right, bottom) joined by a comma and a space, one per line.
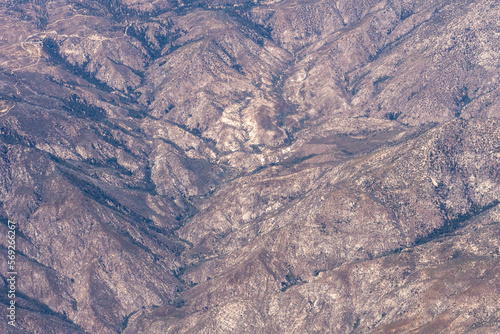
0, 0, 499, 333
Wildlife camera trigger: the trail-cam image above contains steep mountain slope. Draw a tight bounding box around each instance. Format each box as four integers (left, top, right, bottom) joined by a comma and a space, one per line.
0, 0, 499, 333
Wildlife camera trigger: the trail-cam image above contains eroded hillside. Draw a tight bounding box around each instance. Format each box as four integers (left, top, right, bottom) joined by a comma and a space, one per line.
0, 0, 499, 333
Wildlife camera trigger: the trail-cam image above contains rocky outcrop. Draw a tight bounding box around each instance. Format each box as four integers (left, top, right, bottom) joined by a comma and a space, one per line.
0, 0, 498, 333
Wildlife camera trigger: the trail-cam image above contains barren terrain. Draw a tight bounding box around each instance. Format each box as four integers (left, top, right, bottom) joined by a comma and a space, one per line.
0, 0, 499, 333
